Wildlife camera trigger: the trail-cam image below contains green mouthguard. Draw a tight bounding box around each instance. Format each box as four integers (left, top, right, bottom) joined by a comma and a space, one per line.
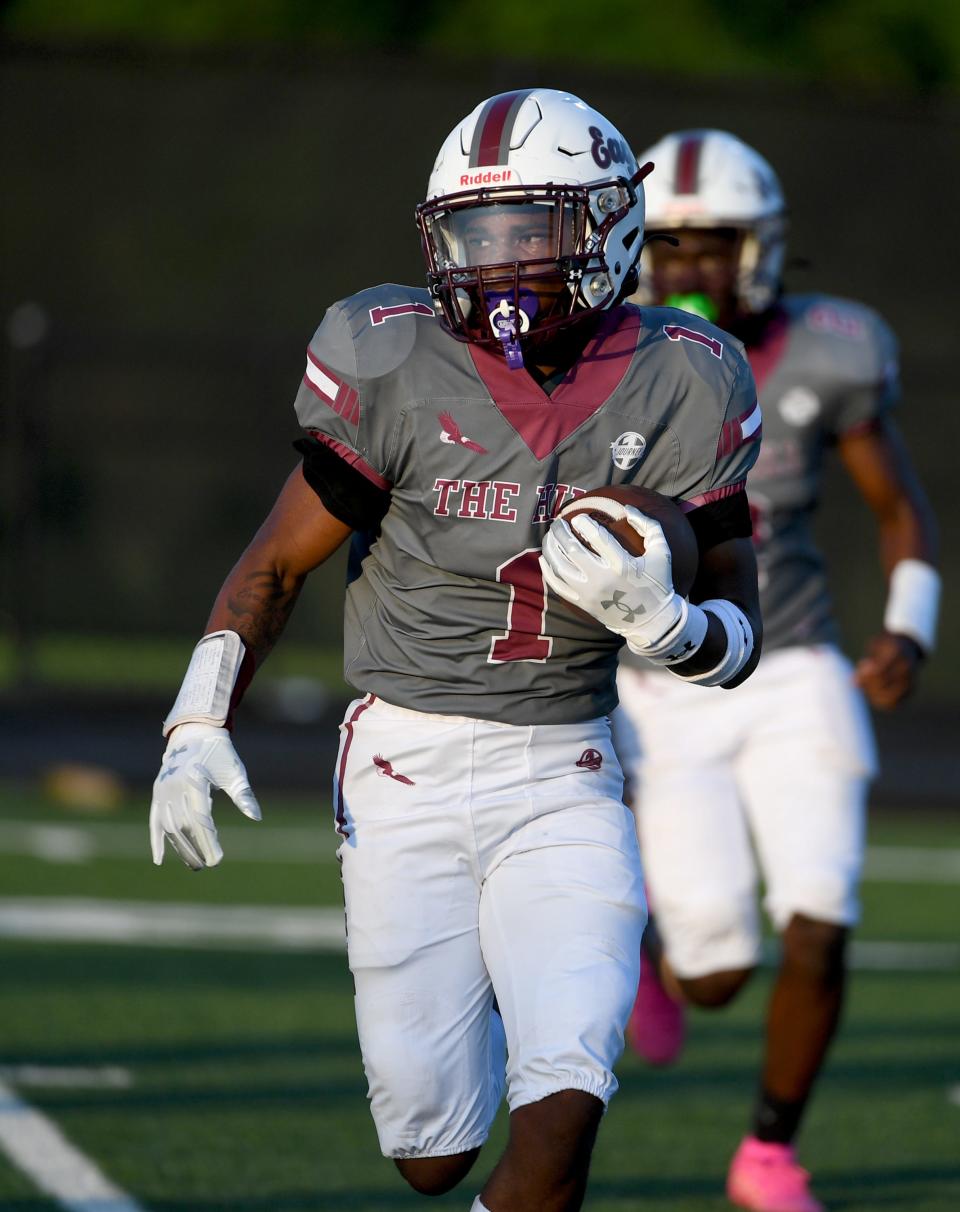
664, 293, 719, 323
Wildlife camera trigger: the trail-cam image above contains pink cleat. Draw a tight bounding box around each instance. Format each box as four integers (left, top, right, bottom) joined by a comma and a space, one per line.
626, 955, 686, 1065
726, 1136, 824, 1212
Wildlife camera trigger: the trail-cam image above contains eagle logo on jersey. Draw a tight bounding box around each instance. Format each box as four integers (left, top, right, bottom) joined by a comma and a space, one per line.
373, 755, 416, 785
439, 412, 488, 454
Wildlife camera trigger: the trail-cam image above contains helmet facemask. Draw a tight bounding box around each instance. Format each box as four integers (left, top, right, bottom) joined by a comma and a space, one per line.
417, 174, 646, 369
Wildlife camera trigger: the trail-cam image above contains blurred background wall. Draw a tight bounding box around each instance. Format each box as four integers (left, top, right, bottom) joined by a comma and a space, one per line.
1, 0, 957, 798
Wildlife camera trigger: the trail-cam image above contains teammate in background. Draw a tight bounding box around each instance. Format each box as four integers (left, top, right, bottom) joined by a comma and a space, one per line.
614, 130, 940, 1212
149, 92, 764, 1211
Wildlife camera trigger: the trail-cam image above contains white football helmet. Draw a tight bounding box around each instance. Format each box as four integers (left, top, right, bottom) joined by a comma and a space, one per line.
416, 89, 650, 366
637, 129, 787, 315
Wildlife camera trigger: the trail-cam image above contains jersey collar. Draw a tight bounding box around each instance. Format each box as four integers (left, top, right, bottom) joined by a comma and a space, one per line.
467, 305, 643, 460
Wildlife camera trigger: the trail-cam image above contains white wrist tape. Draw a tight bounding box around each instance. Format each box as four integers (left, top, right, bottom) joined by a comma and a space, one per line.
883, 559, 940, 653
162, 630, 245, 737
626, 597, 709, 665
670, 598, 754, 687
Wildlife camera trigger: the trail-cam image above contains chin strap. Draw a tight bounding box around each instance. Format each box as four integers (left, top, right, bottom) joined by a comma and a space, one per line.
488, 289, 539, 371
494, 312, 525, 369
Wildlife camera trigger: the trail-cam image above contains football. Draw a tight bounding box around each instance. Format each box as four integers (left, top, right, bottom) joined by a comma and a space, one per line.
556, 484, 699, 599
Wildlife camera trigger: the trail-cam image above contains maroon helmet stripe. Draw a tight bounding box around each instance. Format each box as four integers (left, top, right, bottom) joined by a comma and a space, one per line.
470, 89, 534, 167
675, 133, 704, 194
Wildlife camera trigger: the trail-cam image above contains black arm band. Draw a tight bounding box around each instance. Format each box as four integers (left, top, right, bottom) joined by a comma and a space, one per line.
292, 437, 391, 531
686, 491, 753, 553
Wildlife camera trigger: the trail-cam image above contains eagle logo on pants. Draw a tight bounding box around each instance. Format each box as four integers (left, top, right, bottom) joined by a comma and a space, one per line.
373, 755, 416, 785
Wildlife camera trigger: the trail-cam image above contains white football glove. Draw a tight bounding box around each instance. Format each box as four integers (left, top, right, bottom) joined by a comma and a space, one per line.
540, 507, 704, 661
149, 722, 261, 869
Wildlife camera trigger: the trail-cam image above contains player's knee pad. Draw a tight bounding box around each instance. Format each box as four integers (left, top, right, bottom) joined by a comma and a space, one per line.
504, 935, 639, 1112
768, 865, 861, 937
355, 985, 503, 1159
659, 892, 760, 981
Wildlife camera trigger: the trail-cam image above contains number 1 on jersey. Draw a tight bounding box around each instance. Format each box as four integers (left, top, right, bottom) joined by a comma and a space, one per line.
489, 548, 553, 663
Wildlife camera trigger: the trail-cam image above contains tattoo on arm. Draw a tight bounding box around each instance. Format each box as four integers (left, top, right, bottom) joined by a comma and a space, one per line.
223, 568, 304, 666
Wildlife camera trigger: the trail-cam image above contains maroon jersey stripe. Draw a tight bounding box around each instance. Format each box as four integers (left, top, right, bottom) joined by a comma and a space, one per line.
467, 306, 643, 460
839, 416, 883, 440
674, 133, 704, 195
747, 307, 791, 393
680, 480, 746, 512
469, 89, 534, 167
303, 351, 361, 427
717, 404, 762, 460
307, 430, 392, 490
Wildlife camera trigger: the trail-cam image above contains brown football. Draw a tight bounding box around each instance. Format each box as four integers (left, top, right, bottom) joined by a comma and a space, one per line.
556, 484, 699, 606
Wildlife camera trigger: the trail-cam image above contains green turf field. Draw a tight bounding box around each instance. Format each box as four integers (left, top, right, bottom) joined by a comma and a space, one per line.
1, 781, 958, 1210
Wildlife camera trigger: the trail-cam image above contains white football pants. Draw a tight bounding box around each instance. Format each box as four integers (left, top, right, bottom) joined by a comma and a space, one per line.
613, 645, 875, 979
333, 694, 646, 1159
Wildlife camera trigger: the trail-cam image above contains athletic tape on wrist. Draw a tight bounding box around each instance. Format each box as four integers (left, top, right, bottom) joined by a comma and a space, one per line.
883, 559, 940, 653
672, 598, 754, 687
625, 597, 709, 665
162, 631, 245, 737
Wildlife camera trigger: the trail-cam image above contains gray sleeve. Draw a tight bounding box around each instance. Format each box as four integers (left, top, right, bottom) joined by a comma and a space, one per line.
824, 305, 900, 437
678, 352, 762, 509
293, 301, 395, 489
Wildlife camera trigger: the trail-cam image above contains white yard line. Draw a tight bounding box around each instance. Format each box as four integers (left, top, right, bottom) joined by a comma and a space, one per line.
0, 1066, 132, 1089
862, 846, 960, 882
1, 898, 957, 969
847, 940, 960, 970
0, 898, 347, 951
0, 820, 333, 864
3, 820, 960, 881
759, 937, 960, 971
0, 1077, 146, 1211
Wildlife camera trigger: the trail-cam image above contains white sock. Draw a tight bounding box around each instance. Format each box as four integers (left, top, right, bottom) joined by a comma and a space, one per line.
470, 1199, 491, 1211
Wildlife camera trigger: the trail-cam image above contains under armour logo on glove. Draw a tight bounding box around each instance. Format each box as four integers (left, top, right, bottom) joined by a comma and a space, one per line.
600, 589, 648, 624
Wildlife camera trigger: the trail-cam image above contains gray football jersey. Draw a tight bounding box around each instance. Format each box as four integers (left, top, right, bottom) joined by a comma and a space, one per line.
746, 294, 898, 650
294, 284, 760, 724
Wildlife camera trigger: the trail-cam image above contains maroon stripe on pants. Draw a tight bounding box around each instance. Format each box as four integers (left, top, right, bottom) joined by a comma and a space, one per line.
334, 693, 376, 838
675, 134, 703, 194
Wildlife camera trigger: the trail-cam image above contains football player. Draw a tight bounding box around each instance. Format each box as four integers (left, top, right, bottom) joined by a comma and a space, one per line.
613, 129, 940, 1212
150, 92, 765, 1211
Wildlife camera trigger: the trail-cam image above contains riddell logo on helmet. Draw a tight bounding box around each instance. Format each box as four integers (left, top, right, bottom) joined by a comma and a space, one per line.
460, 168, 514, 186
